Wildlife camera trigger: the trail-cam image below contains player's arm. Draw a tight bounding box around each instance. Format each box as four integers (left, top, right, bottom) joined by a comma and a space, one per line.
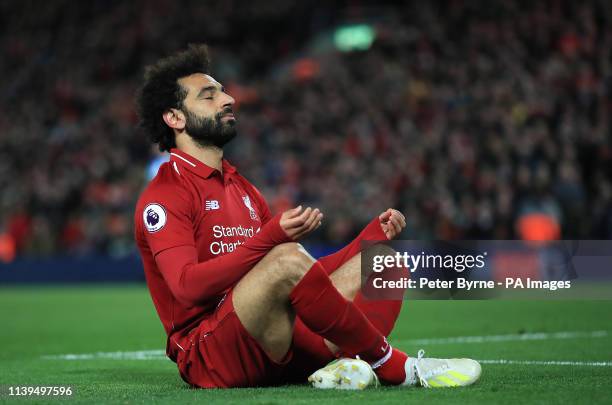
318, 209, 406, 272
154, 206, 322, 307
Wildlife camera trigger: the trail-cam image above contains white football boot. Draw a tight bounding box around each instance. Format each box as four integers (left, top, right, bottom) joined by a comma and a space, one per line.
308, 358, 379, 390
404, 349, 482, 388
308, 350, 481, 389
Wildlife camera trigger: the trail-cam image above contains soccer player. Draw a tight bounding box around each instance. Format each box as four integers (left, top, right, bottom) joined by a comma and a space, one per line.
134, 44, 481, 389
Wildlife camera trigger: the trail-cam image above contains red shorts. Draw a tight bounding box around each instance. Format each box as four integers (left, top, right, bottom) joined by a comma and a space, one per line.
174, 290, 334, 388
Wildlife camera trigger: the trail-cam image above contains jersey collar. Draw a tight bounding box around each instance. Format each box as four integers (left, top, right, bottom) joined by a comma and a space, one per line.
169, 148, 236, 179
222, 159, 237, 175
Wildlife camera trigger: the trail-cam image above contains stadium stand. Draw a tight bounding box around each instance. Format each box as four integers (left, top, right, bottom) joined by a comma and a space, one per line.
1, 0, 611, 259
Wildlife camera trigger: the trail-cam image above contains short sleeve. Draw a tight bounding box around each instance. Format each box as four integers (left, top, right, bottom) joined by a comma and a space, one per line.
139, 186, 195, 256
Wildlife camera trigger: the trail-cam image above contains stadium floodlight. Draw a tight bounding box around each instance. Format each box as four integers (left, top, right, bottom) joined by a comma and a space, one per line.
333, 24, 376, 52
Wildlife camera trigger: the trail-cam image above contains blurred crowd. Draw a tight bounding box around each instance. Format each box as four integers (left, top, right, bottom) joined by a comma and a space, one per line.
1, 0, 611, 260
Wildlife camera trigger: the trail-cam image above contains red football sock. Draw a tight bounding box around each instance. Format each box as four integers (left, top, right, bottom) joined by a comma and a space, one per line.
290, 262, 409, 384
292, 317, 335, 363
353, 293, 402, 337
355, 260, 407, 336
317, 218, 404, 338
289, 262, 388, 363
318, 217, 387, 276
374, 347, 408, 385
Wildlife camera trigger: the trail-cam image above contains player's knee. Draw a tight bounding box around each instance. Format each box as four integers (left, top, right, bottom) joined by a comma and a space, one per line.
268, 242, 301, 259
269, 243, 315, 289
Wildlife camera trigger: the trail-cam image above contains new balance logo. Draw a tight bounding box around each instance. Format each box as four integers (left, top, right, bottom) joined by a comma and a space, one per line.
205, 200, 220, 210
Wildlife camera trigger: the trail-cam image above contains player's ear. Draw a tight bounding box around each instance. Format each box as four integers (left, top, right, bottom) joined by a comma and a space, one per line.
162, 108, 186, 131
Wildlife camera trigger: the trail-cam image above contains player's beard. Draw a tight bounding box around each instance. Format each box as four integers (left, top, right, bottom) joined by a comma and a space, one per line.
183, 107, 237, 148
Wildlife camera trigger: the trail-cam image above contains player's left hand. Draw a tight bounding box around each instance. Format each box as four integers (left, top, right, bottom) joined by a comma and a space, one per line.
379, 208, 406, 240
279, 205, 323, 241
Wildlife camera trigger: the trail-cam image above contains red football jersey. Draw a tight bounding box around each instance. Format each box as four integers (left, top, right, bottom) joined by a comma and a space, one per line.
134, 148, 289, 358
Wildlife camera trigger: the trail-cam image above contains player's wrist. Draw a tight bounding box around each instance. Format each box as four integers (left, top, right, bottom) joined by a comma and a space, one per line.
265, 213, 294, 244
364, 216, 389, 241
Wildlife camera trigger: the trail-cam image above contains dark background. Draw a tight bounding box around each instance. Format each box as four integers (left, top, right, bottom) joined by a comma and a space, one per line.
1, 0, 611, 270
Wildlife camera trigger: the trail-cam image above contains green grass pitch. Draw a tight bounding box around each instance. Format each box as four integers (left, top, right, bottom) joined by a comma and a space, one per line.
1, 285, 611, 404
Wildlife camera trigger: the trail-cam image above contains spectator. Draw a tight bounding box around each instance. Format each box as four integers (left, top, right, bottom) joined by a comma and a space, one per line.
1, 0, 610, 258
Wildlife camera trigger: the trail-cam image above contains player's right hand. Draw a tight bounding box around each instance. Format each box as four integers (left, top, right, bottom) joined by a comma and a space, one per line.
379, 208, 406, 240
280, 205, 323, 240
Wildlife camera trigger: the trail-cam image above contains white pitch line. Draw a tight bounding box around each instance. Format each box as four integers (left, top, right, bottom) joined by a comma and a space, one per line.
479, 359, 612, 367
42, 350, 166, 361
42, 350, 612, 367
42, 330, 610, 362
42, 351, 612, 367
394, 330, 608, 346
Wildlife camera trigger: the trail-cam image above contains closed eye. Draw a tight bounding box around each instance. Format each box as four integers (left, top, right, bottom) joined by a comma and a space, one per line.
197, 85, 218, 99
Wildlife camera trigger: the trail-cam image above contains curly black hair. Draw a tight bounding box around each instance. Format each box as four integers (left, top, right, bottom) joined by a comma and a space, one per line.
136, 44, 210, 152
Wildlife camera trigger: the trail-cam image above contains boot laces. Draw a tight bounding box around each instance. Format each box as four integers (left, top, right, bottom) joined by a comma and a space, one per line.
414, 349, 449, 388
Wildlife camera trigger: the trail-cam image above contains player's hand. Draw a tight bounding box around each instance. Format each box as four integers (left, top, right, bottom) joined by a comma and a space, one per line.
379, 208, 406, 240
280, 205, 323, 240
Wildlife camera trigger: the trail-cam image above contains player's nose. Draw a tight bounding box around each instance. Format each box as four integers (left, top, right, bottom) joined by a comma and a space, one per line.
222, 92, 235, 107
